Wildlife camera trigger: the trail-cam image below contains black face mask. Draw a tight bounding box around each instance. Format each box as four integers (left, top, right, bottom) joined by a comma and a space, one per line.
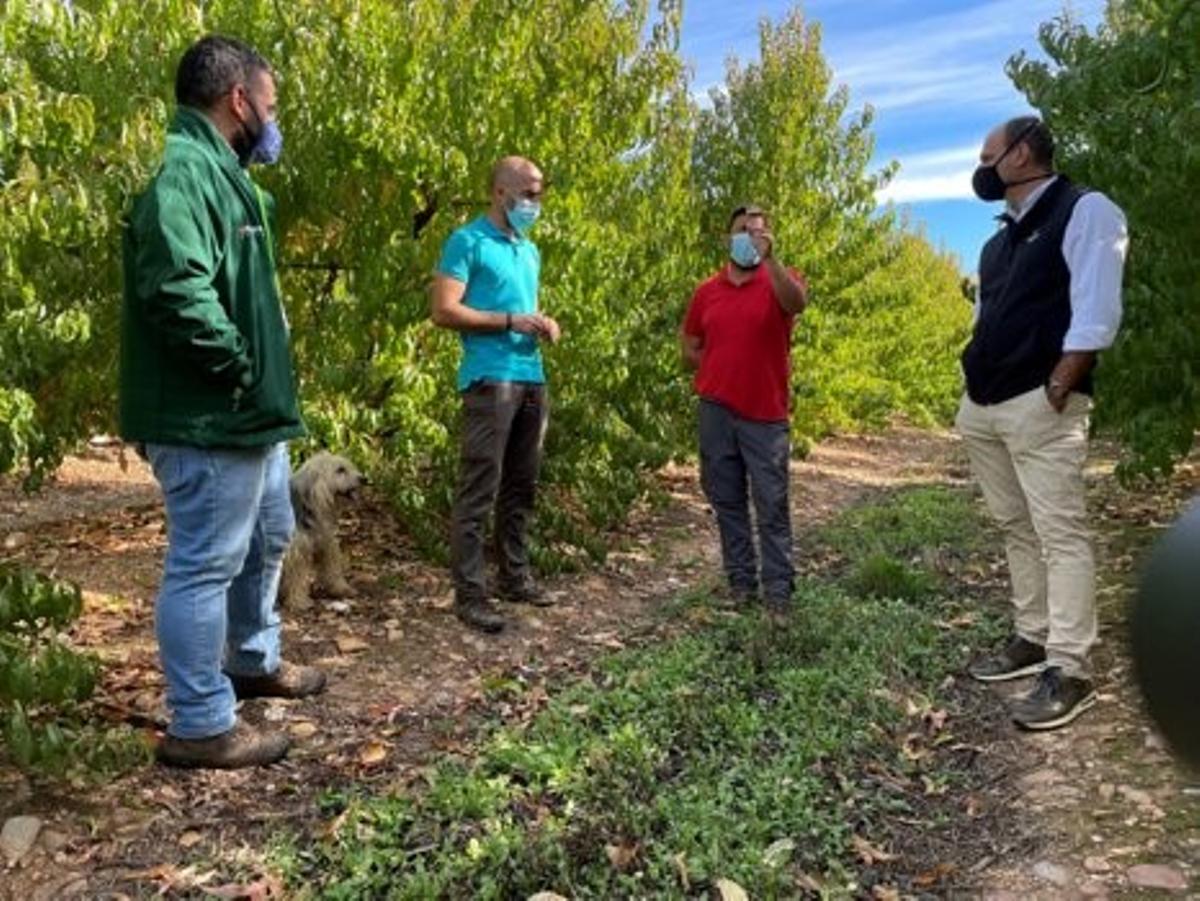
971, 123, 1047, 202
231, 94, 266, 167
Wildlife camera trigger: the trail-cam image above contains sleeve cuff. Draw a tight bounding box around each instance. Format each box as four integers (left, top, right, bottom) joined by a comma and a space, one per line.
1062, 326, 1116, 353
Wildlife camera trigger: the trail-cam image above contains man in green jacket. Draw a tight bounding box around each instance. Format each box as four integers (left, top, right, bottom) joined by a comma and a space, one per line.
120, 35, 324, 769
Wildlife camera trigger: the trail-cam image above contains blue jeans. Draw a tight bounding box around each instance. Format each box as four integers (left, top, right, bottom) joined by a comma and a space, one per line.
146, 442, 294, 739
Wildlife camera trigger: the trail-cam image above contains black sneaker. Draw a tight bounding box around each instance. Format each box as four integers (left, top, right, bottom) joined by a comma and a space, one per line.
497, 582, 553, 607
718, 583, 759, 608
455, 598, 506, 633
968, 635, 1047, 683
764, 594, 791, 626
1011, 666, 1096, 731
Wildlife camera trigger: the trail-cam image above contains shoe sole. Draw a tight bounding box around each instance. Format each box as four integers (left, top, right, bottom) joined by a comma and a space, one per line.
1013, 691, 1097, 731
497, 597, 554, 607
456, 615, 505, 634
969, 660, 1048, 683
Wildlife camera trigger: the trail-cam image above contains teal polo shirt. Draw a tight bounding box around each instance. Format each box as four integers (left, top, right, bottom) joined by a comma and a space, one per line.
436, 215, 545, 391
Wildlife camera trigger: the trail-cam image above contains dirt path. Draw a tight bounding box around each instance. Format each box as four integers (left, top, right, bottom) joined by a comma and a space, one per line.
975, 461, 1200, 900
0, 428, 1195, 898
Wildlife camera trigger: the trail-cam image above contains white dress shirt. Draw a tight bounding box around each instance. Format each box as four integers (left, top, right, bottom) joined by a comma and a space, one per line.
1005, 176, 1129, 352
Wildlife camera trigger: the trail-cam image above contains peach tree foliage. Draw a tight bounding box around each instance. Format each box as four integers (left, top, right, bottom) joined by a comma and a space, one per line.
1009, 0, 1200, 478
3, 0, 968, 562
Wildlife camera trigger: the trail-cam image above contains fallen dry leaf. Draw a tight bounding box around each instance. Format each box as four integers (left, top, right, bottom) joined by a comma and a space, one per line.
923, 708, 949, 733
713, 877, 749, 901
762, 837, 796, 868
913, 862, 956, 888
359, 741, 389, 766
178, 830, 203, 849
335, 635, 369, 654
204, 874, 285, 899
872, 886, 901, 901
852, 834, 897, 865
672, 852, 690, 890
605, 842, 638, 872
289, 721, 319, 739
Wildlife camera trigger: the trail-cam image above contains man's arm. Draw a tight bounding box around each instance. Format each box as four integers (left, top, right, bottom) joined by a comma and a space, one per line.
429, 274, 552, 338
753, 231, 807, 314
134, 177, 253, 389
1046, 194, 1129, 411
765, 257, 808, 315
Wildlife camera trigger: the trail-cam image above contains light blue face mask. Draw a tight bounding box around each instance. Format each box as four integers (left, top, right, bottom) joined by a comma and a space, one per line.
506, 197, 541, 235
730, 231, 762, 269
248, 120, 283, 166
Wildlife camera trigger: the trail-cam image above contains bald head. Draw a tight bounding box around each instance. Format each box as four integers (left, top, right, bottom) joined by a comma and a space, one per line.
980, 117, 1054, 170
488, 156, 544, 233
490, 156, 542, 192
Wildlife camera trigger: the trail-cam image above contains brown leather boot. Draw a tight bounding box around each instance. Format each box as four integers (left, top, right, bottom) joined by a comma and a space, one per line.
228, 661, 327, 700
157, 720, 289, 769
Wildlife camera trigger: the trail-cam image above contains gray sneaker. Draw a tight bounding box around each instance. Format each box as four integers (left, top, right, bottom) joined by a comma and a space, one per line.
1011, 667, 1096, 731
969, 635, 1047, 683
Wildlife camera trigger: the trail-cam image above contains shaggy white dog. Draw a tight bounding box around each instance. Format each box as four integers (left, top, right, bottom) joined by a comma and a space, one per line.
278, 452, 366, 610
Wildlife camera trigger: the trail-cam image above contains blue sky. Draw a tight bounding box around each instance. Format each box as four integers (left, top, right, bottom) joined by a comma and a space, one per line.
679, 0, 1107, 270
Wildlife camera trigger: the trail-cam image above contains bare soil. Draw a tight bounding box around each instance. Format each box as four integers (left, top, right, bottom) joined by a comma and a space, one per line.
0, 428, 1195, 899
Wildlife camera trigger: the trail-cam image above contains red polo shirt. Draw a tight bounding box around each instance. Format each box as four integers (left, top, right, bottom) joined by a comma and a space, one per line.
682, 264, 799, 422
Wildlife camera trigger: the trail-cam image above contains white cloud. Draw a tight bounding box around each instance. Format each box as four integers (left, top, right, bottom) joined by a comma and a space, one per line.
827, 0, 1107, 112
876, 143, 980, 204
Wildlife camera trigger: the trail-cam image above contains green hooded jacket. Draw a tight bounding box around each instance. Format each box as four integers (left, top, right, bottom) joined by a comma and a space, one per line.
119, 106, 304, 448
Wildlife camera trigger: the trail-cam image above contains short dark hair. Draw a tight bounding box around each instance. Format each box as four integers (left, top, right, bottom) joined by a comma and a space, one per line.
729, 204, 768, 229
175, 34, 271, 110
1004, 116, 1054, 168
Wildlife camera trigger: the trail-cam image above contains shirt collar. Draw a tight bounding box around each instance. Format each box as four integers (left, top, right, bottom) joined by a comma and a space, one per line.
479, 214, 526, 244
1007, 175, 1059, 222
722, 262, 766, 286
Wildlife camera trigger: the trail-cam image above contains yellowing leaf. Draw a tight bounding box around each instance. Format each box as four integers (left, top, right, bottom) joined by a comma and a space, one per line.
359, 741, 388, 766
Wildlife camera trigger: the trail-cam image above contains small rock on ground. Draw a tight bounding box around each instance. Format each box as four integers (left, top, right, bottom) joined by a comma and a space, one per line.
1, 815, 43, 864
1032, 860, 1074, 888
1126, 863, 1189, 892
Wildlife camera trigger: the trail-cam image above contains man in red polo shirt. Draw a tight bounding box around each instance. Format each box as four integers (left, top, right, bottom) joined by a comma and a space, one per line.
681, 204, 808, 613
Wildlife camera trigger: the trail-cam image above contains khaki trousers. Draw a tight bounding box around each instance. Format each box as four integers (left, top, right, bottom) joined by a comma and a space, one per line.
955, 386, 1096, 678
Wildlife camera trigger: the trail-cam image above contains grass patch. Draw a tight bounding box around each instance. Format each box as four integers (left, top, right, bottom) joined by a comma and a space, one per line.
845, 553, 936, 602
820, 485, 980, 561
271, 485, 1000, 898
819, 485, 983, 602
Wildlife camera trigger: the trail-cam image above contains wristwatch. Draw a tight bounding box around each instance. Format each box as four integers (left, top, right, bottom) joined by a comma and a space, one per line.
505, 312, 513, 331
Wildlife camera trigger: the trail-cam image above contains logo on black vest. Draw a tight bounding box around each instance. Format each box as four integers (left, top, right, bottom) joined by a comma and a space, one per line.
1024, 229, 1042, 244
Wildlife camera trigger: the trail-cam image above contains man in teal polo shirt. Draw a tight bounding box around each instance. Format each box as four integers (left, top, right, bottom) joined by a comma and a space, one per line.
431, 156, 561, 633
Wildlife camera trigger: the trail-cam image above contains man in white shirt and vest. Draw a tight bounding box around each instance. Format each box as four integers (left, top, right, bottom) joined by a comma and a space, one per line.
957, 116, 1128, 731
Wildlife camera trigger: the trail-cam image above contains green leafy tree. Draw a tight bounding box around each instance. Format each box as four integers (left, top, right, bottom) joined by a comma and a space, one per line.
1009, 0, 1200, 477
693, 11, 970, 446
2, 0, 971, 563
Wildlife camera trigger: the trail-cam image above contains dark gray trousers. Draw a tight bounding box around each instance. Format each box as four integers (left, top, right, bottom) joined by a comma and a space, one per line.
451, 381, 548, 603
699, 399, 794, 601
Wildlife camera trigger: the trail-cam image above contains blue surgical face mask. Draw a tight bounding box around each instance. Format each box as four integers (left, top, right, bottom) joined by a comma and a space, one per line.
248, 119, 283, 166
730, 231, 761, 269
506, 197, 541, 235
